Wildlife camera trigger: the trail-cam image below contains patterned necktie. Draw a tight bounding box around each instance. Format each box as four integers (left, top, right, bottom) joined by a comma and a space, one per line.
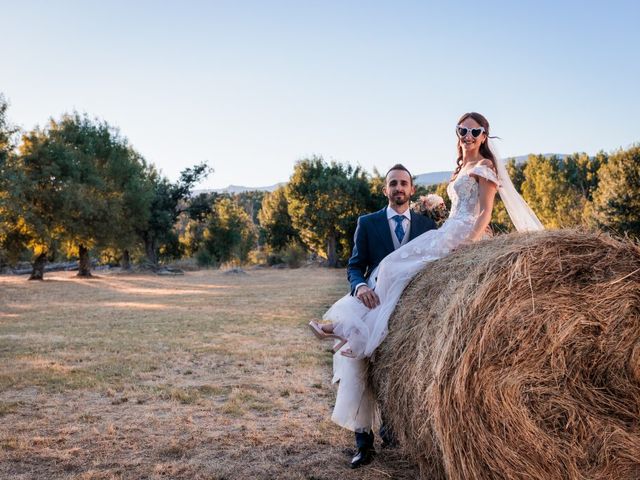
393, 215, 405, 243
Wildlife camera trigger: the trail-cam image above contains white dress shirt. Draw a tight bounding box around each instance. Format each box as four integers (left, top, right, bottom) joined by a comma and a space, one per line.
386, 207, 411, 249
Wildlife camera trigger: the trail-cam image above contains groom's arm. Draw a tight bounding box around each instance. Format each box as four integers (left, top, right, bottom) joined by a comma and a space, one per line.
347, 216, 370, 295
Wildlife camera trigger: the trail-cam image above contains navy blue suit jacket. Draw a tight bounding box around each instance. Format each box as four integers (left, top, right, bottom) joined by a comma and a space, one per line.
347, 207, 437, 294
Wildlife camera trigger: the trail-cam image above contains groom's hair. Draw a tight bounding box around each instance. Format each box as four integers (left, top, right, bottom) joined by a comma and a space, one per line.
385, 164, 414, 185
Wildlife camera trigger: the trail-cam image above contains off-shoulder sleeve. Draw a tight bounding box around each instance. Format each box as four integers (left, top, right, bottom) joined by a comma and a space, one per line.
469, 164, 500, 187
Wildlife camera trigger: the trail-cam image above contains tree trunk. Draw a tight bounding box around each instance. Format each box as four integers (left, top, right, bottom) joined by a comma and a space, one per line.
144, 235, 158, 269
326, 234, 338, 268
28, 253, 47, 280
77, 244, 92, 277
121, 249, 131, 270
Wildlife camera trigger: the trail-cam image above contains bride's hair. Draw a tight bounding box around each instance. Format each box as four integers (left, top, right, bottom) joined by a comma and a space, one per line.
452, 112, 497, 179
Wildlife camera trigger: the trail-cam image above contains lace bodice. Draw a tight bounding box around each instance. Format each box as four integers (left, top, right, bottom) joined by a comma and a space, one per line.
447, 164, 499, 222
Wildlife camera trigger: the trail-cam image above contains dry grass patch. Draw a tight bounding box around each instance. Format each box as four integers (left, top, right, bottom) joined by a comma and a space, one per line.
0, 268, 418, 479
0, 401, 21, 417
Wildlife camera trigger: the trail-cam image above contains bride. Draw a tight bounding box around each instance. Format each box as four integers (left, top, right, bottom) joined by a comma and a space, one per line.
309, 112, 543, 433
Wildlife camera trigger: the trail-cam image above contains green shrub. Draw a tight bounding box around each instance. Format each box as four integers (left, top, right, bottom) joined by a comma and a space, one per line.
282, 242, 307, 268
195, 248, 215, 267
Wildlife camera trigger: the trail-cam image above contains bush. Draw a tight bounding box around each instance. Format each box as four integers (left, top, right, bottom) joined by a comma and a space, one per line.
195, 248, 216, 267
247, 248, 269, 266
282, 242, 307, 268
267, 252, 285, 266
167, 257, 200, 271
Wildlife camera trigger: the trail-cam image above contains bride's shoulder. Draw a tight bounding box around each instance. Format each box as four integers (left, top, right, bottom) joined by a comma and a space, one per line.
477, 158, 497, 172
471, 158, 498, 175
468, 159, 499, 186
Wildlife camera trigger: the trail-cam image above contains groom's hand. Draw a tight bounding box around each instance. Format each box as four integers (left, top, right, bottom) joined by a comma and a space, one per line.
356, 285, 380, 309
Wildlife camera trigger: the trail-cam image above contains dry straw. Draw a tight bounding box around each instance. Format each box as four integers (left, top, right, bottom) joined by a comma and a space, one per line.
370, 229, 640, 479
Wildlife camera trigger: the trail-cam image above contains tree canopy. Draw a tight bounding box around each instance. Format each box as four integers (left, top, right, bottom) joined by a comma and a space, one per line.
286, 156, 370, 267
592, 145, 640, 238
4, 113, 151, 277
258, 186, 298, 251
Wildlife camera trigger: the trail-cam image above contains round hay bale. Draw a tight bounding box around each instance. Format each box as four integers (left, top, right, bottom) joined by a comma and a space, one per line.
371, 229, 640, 480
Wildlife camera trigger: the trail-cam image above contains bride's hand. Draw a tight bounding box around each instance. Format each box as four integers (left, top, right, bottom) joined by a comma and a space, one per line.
356, 285, 380, 309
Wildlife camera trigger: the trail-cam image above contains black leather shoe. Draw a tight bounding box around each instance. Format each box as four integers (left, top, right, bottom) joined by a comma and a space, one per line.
381, 438, 399, 449
350, 447, 375, 469
379, 423, 398, 449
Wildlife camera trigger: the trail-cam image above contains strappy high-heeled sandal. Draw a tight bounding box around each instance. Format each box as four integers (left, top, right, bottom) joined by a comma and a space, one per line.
308, 320, 348, 353
339, 348, 356, 358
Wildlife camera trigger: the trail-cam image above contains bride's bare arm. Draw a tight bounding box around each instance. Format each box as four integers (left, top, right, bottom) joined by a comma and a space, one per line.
466, 165, 498, 242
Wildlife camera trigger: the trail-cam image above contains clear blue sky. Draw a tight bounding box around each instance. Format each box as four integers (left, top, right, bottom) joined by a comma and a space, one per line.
2, 1, 639, 189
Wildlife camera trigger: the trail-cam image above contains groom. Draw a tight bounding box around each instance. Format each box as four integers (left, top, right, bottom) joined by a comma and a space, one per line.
345, 163, 436, 468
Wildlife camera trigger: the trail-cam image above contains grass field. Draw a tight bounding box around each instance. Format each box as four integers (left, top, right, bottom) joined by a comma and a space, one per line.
0, 268, 417, 479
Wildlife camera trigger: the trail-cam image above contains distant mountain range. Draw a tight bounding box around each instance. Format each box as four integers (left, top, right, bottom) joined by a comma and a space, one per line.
196, 153, 567, 195
199, 183, 286, 195
508, 153, 568, 165
414, 171, 453, 186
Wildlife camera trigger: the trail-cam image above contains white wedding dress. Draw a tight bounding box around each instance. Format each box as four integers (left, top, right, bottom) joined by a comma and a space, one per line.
327, 163, 508, 432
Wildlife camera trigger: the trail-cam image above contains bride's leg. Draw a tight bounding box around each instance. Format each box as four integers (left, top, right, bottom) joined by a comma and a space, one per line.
309, 320, 338, 337
319, 323, 334, 334
322, 292, 371, 358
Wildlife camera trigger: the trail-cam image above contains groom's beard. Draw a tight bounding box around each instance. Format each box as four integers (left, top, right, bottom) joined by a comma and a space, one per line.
392, 194, 409, 206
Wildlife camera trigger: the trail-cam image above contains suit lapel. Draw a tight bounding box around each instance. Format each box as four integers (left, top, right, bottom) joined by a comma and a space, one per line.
409, 210, 421, 241
373, 208, 395, 254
